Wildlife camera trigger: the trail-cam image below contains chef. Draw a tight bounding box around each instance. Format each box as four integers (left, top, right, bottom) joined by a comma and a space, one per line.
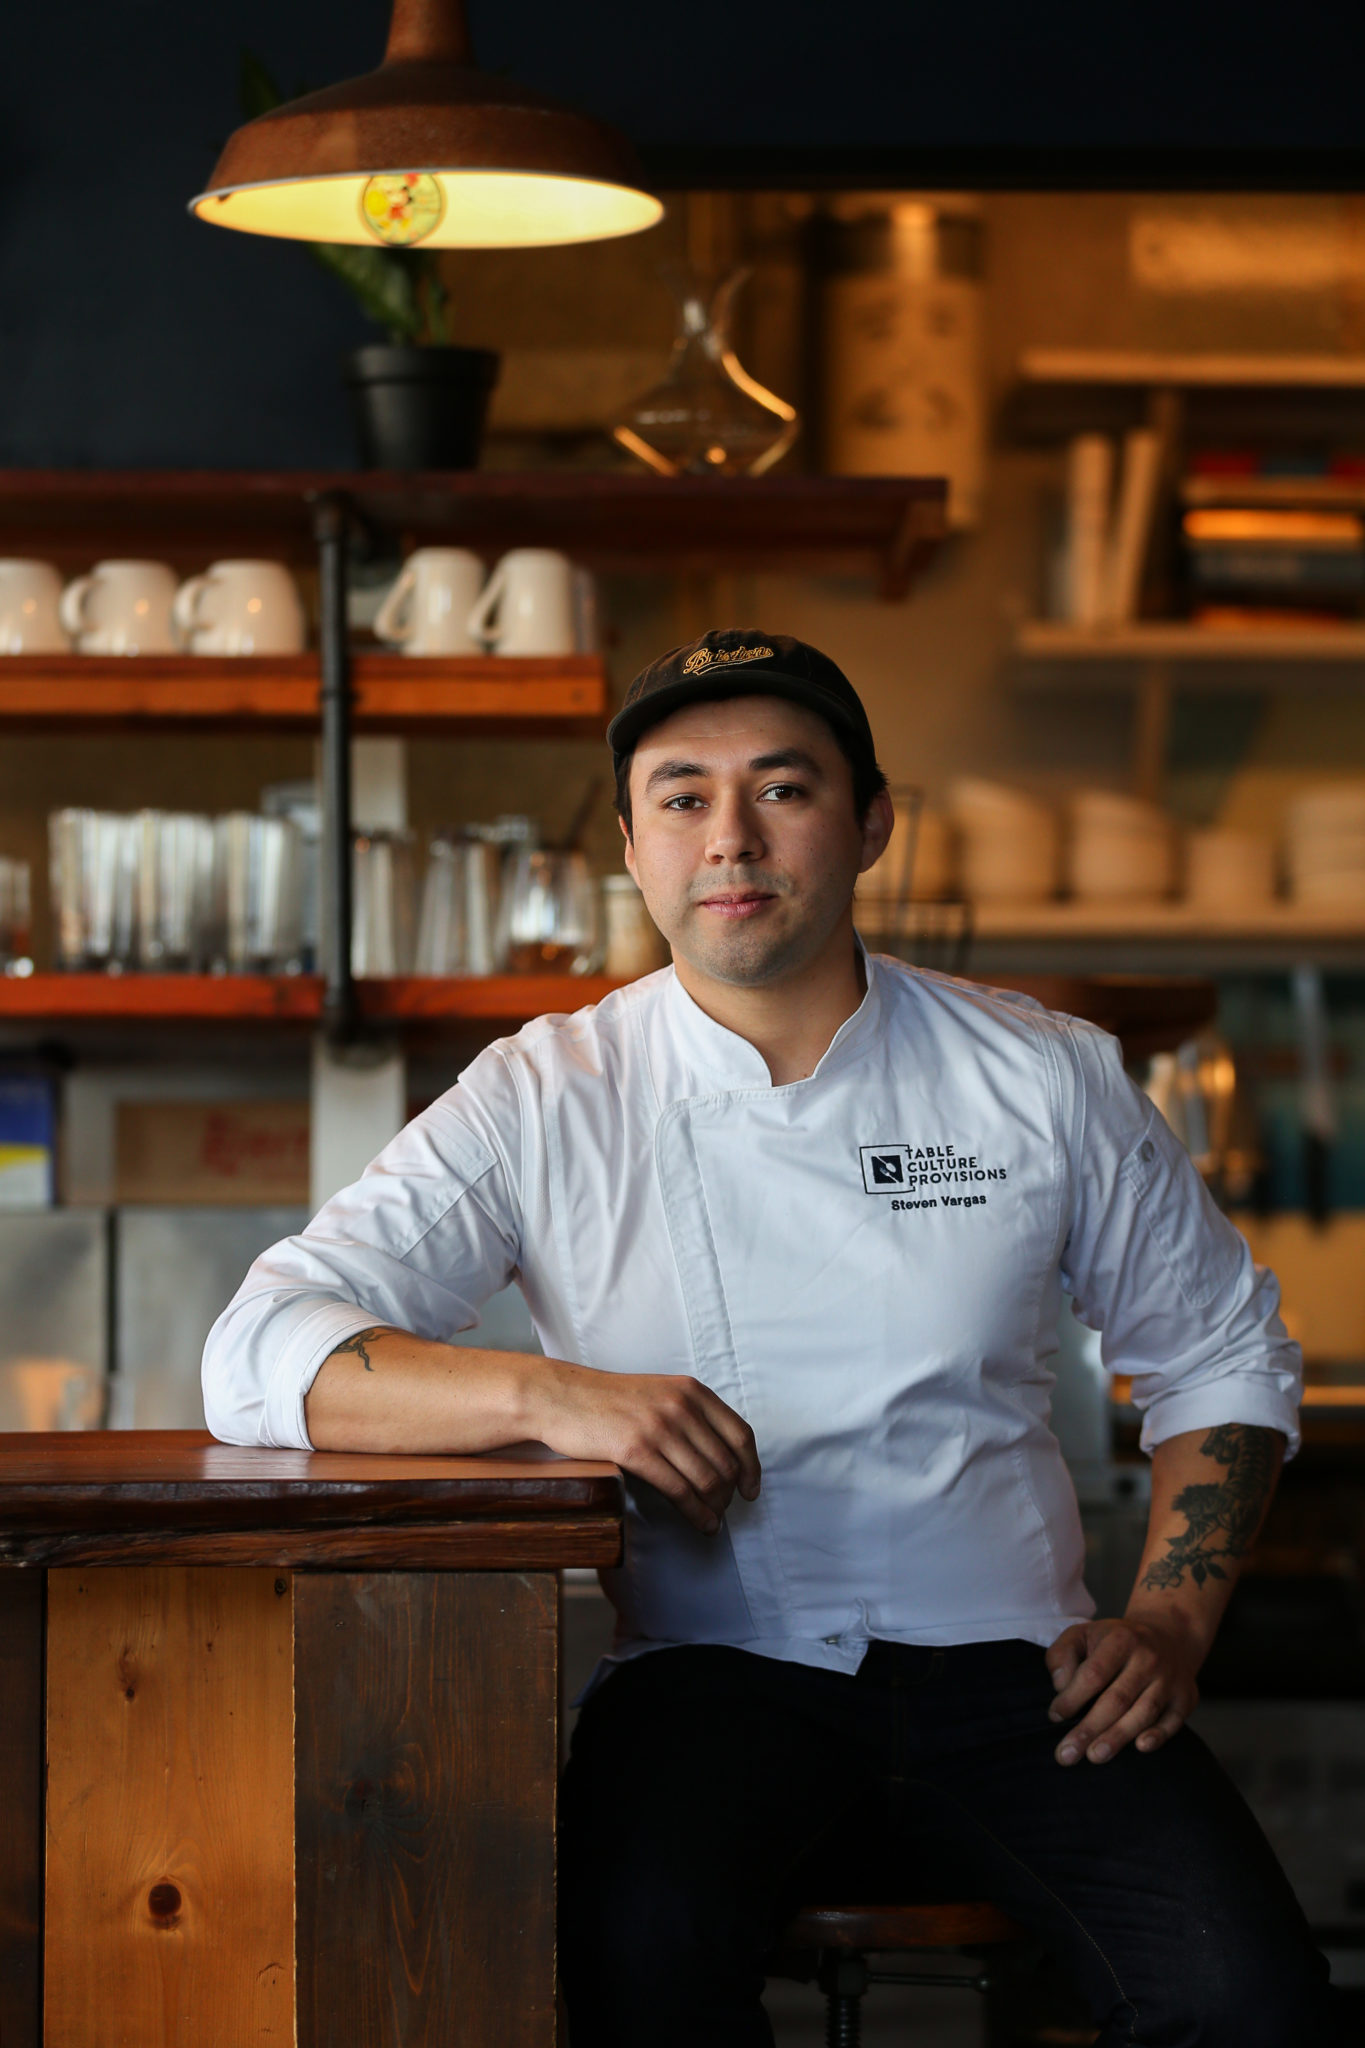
204, 630, 1343, 2047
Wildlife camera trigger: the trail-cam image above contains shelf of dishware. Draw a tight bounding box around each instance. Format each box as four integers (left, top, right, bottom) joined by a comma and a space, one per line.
0, 973, 627, 1024
0, 471, 948, 599
0, 653, 608, 733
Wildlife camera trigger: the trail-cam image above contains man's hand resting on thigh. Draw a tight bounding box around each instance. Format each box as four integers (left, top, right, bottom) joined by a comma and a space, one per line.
305, 1325, 760, 1534
1044, 1421, 1284, 1765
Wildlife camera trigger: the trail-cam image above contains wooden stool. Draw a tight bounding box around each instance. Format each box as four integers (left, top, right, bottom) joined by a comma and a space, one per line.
773, 1900, 1028, 2047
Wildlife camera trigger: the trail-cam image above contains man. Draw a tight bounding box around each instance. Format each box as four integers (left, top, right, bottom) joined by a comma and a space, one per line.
204, 630, 1341, 2047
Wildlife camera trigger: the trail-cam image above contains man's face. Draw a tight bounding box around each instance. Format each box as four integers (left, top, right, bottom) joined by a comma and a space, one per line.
622, 694, 892, 990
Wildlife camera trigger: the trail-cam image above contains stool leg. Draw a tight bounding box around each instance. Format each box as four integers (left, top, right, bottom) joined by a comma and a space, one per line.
819, 1952, 869, 2048
825, 1986, 861, 2048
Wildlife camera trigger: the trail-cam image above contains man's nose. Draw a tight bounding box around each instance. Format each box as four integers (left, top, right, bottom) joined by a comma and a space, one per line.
704, 792, 764, 864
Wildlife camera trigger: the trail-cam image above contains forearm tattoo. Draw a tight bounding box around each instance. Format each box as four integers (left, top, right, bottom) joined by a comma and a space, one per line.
331, 1326, 392, 1373
1140, 1424, 1278, 1593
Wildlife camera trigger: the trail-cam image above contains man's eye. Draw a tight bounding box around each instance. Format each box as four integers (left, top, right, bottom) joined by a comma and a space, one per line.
663, 793, 704, 811
759, 782, 804, 802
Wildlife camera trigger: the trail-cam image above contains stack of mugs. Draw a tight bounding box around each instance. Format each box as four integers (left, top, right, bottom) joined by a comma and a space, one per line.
372, 547, 597, 657
1284, 785, 1365, 908
1067, 790, 1174, 903
0, 558, 305, 654
948, 779, 1059, 903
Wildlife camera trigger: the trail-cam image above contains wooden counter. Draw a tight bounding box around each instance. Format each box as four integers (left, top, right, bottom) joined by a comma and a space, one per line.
0, 1430, 624, 2048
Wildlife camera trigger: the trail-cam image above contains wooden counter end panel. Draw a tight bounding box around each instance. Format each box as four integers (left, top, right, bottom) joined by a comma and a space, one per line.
0, 1572, 42, 2048
44, 1568, 295, 2048
295, 1571, 558, 2048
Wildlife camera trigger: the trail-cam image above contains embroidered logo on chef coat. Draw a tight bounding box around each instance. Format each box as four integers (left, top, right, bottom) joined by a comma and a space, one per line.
860, 1142, 1008, 1199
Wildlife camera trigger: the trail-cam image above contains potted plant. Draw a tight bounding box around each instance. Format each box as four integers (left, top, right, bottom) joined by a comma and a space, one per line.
240, 53, 500, 471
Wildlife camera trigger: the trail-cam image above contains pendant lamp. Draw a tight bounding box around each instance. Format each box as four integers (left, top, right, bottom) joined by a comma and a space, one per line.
190, 0, 662, 249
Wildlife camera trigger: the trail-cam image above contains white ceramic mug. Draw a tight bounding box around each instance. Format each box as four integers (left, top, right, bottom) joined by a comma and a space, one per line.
374, 548, 485, 656
0, 559, 66, 653
59, 560, 177, 655
172, 560, 305, 655
467, 548, 583, 657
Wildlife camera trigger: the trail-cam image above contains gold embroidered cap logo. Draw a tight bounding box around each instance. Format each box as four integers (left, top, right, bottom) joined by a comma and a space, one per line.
680, 643, 775, 676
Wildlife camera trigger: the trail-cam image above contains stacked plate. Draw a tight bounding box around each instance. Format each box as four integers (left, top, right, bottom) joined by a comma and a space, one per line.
949, 779, 1059, 903
1184, 827, 1277, 913
1285, 784, 1365, 907
1068, 791, 1175, 902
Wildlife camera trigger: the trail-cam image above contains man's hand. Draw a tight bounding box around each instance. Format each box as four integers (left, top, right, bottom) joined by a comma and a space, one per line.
531, 1361, 761, 1535
1044, 1422, 1286, 1767
1045, 1613, 1202, 1766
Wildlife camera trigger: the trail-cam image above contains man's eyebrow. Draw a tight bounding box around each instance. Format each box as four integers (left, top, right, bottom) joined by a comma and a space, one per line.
642, 747, 826, 795
643, 758, 710, 793
747, 748, 824, 777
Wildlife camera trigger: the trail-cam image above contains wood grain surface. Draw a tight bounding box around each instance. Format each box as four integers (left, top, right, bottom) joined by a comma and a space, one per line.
8, 1516, 622, 1572
0, 1570, 43, 2048
295, 1571, 559, 2048
0, 1432, 623, 1540
44, 1568, 295, 2048
0, 470, 946, 598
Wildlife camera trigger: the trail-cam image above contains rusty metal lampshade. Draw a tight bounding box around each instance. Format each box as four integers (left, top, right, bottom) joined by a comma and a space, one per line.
189, 0, 662, 250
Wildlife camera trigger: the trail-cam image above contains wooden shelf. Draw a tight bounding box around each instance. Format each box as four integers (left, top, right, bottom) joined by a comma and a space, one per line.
963, 903, 1365, 974
0, 969, 1212, 1055
1018, 350, 1365, 389
0, 471, 947, 599
1013, 620, 1365, 679
0, 653, 607, 734
0, 974, 628, 1025
972, 902, 1365, 941
1009, 352, 1365, 446
1181, 475, 1365, 511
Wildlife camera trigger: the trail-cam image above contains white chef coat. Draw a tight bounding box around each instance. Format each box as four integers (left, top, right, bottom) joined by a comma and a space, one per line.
202, 953, 1302, 1677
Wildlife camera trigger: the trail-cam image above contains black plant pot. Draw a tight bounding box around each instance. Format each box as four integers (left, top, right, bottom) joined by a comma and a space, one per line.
342, 344, 501, 471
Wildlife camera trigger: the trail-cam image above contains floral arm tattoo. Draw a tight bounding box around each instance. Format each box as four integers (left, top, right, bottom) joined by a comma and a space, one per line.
1140, 1424, 1279, 1592
330, 1326, 394, 1374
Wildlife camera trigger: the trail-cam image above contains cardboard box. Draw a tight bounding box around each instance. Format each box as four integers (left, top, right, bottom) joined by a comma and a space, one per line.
115, 1100, 310, 1206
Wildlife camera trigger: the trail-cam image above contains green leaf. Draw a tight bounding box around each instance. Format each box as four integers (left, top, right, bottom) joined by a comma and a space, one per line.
308, 243, 425, 342
237, 48, 439, 344
240, 48, 284, 120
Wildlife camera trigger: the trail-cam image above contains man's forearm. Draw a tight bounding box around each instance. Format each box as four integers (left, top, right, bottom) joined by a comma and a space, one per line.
304, 1326, 542, 1452
301, 1324, 763, 1534
1125, 1422, 1285, 1660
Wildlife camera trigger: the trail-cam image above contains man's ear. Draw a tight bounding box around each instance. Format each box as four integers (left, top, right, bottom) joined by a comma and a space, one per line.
857, 788, 896, 876
620, 813, 638, 882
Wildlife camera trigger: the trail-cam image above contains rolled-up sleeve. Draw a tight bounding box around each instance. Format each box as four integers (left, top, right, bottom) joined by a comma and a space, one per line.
202, 1049, 525, 1448
1055, 1017, 1302, 1458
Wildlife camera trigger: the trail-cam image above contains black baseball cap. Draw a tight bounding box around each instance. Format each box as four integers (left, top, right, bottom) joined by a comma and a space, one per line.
607, 629, 878, 770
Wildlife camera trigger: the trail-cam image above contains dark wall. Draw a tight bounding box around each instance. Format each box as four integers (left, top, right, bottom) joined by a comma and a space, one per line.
6, 3, 1365, 469
2, 4, 387, 468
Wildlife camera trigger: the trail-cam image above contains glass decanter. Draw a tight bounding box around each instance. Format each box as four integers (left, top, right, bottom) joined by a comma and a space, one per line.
612, 265, 799, 477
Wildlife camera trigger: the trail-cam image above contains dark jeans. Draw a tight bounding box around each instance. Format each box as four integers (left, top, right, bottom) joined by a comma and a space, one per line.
559, 1639, 1346, 2048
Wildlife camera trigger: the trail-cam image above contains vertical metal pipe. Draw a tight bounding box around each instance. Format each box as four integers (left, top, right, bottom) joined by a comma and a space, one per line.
313, 491, 355, 1045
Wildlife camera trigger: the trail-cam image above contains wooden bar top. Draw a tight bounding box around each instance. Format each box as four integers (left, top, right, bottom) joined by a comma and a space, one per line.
0, 1430, 624, 1572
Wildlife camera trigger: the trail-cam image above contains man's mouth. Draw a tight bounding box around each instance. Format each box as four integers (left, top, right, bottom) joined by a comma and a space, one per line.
696, 891, 776, 921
